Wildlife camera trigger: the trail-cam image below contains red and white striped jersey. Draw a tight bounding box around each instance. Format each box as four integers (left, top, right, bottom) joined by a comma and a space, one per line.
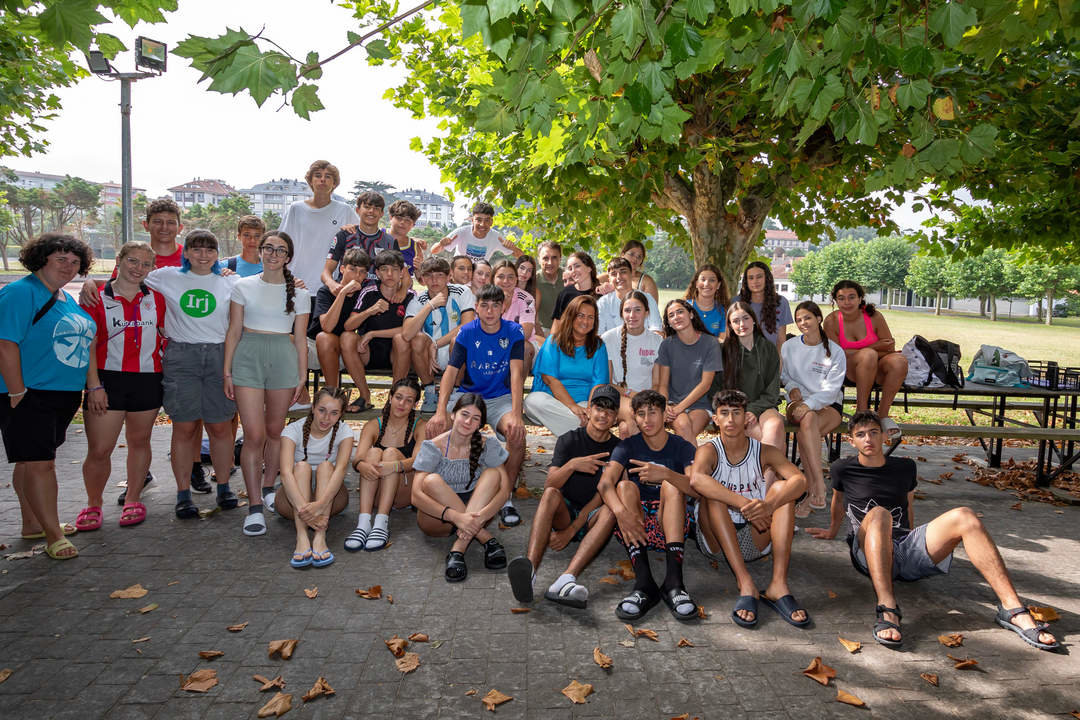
84, 281, 167, 373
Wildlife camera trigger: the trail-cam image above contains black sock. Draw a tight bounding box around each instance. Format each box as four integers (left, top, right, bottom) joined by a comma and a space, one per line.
248, 504, 263, 515
662, 542, 685, 592
628, 544, 655, 592
261, 487, 274, 498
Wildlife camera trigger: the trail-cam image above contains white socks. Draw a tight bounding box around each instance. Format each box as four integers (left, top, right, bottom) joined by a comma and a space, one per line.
548, 573, 587, 603
373, 513, 389, 531
356, 513, 372, 533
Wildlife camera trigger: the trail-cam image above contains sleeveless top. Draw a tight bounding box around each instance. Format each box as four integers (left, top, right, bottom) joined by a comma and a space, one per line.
836, 310, 878, 350
374, 416, 419, 457
708, 436, 765, 526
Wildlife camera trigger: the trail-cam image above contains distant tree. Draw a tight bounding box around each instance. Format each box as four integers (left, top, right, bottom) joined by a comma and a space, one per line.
789, 251, 824, 299
817, 240, 866, 295
51, 176, 102, 236
645, 237, 695, 291
859, 236, 915, 307
261, 209, 282, 230
1014, 263, 1080, 326
786, 248, 806, 258
351, 180, 397, 204
835, 226, 878, 243
905, 252, 950, 315
943, 248, 1016, 320
207, 194, 254, 256
0, 186, 15, 270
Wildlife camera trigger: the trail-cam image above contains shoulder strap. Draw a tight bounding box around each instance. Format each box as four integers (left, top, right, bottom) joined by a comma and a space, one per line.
32, 293, 59, 325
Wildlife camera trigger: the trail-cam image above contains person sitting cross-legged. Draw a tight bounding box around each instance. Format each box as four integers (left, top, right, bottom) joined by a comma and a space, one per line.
690, 389, 810, 629
807, 411, 1060, 651
597, 389, 699, 622
507, 384, 622, 608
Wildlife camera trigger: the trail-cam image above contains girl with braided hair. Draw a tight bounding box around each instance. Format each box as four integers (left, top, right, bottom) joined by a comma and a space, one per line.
411, 394, 510, 582
346, 377, 428, 552
277, 387, 353, 568
737, 261, 792, 354
224, 230, 311, 537
601, 291, 662, 437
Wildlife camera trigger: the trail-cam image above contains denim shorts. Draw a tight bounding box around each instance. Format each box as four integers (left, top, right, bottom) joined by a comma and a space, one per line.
848, 522, 953, 582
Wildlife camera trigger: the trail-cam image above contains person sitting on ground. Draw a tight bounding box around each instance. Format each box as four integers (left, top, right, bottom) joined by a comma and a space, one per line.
807, 411, 1060, 651
690, 389, 810, 629
469, 258, 492, 298
657, 299, 722, 445
736, 261, 792, 354
492, 259, 539, 370
549, 251, 598, 335
508, 384, 622, 607
79, 241, 166, 531
450, 255, 473, 286
308, 250, 372, 390
597, 390, 700, 622
597, 240, 660, 305
596, 257, 661, 335
347, 377, 427, 552
686, 264, 729, 340
411, 394, 510, 582
426, 285, 526, 527
602, 290, 662, 437
276, 386, 353, 569
718, 301, 784, 485
823, 280, 908, 440
431, 201, 522, 264
402, 257, 476, 413
526, 295, 610, 438
782, 300, 846, 518
321, 191, 393, 291
342, 249, 415, 412
535, 241, 564, 337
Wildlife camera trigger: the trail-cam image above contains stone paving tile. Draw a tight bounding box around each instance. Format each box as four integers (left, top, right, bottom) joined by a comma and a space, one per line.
1, 431, 1078, 718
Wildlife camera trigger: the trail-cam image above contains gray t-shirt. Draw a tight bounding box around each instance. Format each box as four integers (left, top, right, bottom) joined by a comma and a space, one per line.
656, 333, 724, 412
745, 296, 793, 345
413, 435, 509, 493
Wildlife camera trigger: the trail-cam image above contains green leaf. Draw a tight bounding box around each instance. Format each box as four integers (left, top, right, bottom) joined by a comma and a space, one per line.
810, 74, 843, 122
727, 0, 751, 17
38, 0, 108, 49
686, 0, 716, 24
302, 51, 322, 80
895, 79, 932, 110
291, 84, 324, 120
111, 0, 177, 28
829, 101, 858, 139
664, 23, 703, 64
475, 98, 518, 133
487, 0, 519, 24
784, 40, 807, 78
95, 33, 126, 59
366, 39, 392, 60
625, 81, 651, 114
855, 105, 878, 146
929, 2, 978, 48
460, 1, 490, 42
639, 61, 665, 98
899, 45, 934, 76
922, 138, 960, 171
610, 5, 643, 50
205, 46, 297, 106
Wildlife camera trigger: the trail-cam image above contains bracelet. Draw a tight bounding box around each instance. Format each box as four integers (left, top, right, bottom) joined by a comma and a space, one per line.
8, 389, 27, 398
440, 506, 449, 522
86, 385, 104, 393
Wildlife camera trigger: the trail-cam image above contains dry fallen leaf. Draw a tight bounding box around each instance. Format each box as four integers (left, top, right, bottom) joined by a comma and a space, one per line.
355, 585, 382, 599
514, 486, 531, 499
598, 576, 620, 585
697, 605, 708, 619
253, 674, 286, 691
385, 635, 408, 658
838, 636, 862, 654
635, 628, 659, 641
481, 688, 513, 711
0, 668, 11, 684
301, 676, 335, 702
198, 650, 224, 660
593, 647, 613, 669
937, 633, 964, 648
167, 580, 180, 586
138, 603, 158, 614
1027, 605, 1060, 622
920, 672, 939, 687
562, 679, 594, 704
615, 559, 635, 580
110, 584, 149, 599
408, 633, 429, 643
268, 639, 298, 660
677, 637, 694, 648
465, 689, 477, 696
947, 653, 978, 670
510, 607, 531, 614
386, 594, 394, 604
624, 623, 635, 636
617, 639, 635, 648
1070, 712, 1080, 720
257, 691, 293, 717
396, 652, 420, 673
827, 590, 839, 599
836, 689, 866, 707
802, 657, 837, 686
304, 587, 318, 599
132, 636, 150, 644
181, 669, 218, 693
227, 622, 248, 632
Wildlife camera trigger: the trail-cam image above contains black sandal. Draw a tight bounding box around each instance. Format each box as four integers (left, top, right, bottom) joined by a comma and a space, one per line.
614, 588, 660, 622
662, 587, 698, 622
445, 550, 467, 582
346, 397, 372, 414
174, 498, 198, 519
995, 605, 1060, 651
874, 604, 903, 648
499, 504, 521, 527
482, 538, 507, 569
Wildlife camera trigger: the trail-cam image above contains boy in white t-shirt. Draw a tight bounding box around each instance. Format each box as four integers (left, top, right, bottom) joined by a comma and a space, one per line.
431, 201, 523, 265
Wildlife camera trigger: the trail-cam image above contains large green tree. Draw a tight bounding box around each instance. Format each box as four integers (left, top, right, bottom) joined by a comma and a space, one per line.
943, 247, 1017, 320
858, 235, 914, 307
1014, 262, 1080, 326
905, 251, 949, 315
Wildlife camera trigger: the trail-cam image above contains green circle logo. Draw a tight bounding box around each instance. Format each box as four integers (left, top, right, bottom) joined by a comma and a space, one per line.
179, 289, 216, 318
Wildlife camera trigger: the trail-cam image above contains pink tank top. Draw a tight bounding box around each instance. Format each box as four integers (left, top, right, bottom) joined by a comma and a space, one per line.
837, 311, 878, 350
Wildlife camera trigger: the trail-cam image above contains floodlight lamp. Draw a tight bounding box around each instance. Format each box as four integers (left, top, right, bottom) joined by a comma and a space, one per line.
86, 50, 112, 75
135, 36, 167, 73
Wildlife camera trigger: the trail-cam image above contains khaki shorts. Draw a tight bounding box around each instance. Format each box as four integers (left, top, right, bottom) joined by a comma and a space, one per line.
162, 341, 236, 424
231, 332, 300, 390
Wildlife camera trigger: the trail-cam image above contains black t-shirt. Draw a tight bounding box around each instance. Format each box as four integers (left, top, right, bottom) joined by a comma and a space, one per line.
610, 432, 696, 501
307, 286, 362, 340
356, 285, 415, 336
551, 426, 620, 509
551, 286, 595, 322
830, 455, 918, 535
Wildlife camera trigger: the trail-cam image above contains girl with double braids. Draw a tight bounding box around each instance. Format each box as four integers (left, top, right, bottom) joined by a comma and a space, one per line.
411, 394, 510, 582
549, 251, 599, 334
224, 230, 311, 537
276, 386, 353, 568
601, 290, 662, 437
657, 298, 723, 444
782, 301, 846, 517
347, 377, 427, 552
526, 294, 611, 437
737, 261, 793, 353
686, 264, 729, 341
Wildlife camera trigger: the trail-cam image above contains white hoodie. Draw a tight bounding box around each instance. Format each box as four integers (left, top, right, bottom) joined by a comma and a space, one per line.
781, 336, 847, 410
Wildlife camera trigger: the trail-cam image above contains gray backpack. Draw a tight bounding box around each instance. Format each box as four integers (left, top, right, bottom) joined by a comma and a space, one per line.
967, 345, 1031, 387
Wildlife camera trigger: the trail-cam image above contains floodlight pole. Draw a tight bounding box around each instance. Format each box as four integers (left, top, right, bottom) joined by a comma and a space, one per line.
116, 72, 156, 245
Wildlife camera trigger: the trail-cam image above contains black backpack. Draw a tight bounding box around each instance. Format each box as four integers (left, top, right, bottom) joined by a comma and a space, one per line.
912, 336, 964, 389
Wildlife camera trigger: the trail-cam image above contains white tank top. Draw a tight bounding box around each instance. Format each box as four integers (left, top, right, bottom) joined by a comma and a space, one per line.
708, 436, 765, 525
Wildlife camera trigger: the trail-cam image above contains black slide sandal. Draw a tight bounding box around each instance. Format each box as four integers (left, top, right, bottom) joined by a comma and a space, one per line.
615, 589, 660, 621
445, 550, 468, 582
731, 595, 758, 628
760, 593, 811, 628
662, 587, 699, 622
482, 538, 507, 569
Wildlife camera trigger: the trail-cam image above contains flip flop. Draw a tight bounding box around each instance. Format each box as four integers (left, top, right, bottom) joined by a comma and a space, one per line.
311, 550, 335, 568
760, 593, 811, 628
345, 398, 373, 414
75, 506, 103, 532
290, 550, 313, 569
874, 604, 903, 648
22, 522, 77, 540
45, 537, 78, 560
995, 605, 1060, 651
118, 502, 147, 527
508, 556, 534, 603
615, 588, 660, 621
544, 581, 588, 609
808, 494, 827, 511
731, 595, 758, 628
881, 417, 903, 440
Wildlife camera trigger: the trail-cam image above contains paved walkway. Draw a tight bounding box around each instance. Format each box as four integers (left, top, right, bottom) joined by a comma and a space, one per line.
0, 428, 1077, 719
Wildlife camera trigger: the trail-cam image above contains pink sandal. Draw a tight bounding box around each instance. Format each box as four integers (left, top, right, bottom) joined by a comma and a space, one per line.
75, 506, 103, 532
119, 502, 147, 527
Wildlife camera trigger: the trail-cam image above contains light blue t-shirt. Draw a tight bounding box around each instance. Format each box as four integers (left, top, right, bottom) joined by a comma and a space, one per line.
690, 299, 725, 336
531, 337, 610, 402
225, 255, 263, 277
0, 274, 96, 392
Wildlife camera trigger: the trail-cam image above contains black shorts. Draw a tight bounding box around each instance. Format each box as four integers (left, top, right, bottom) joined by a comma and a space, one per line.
83, 370, 163, 413
366, 338, 393, 373
0, 388, 82, 463
830, 402, 844, 415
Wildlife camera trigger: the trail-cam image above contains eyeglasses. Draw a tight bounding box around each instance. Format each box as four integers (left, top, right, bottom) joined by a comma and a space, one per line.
123, 257, 155, 270
260, 245, 289, 257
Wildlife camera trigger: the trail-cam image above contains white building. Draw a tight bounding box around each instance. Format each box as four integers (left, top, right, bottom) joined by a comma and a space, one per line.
6, 169, 144, 209
168, 178, 237, 208
396, 188, 454, 228
240, 178, 350, 218
763, 228, 811, 252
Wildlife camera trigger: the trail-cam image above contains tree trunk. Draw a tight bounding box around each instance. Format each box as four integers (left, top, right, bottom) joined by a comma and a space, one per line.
934, 290, 941, 315
978, 296, 986, 316
989, 294, 998, 321
1045, 291, 1054, 326
0, 237, 8, 270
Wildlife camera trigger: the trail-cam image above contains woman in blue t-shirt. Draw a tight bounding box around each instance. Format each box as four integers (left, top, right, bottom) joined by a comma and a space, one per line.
685, 264, 729, 341
0, 234, 98, 560
525, 295, 610, 437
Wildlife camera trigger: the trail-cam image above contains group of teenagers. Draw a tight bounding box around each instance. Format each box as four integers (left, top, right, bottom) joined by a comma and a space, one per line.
0, 159, 1059, 652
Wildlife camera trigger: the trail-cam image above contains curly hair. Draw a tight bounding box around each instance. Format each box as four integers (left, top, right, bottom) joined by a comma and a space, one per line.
554, 294, 601, 357
722, 301, 766, 389
355, 191, 385, 210
301, 386, 349, 462
376, 377, 421, 448
451, 393, 489, 480
145, 197, 181, 223
739, 261, 780, 335
388, 199, 421, 221
831, 279, 876, 317
261, 230, 296, 314
794, 300, 831, 358
19, 233, 94, 275
661, 298, 709, 338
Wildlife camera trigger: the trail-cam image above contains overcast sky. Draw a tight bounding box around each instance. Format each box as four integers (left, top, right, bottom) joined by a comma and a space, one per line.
17, 0, 930, 229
